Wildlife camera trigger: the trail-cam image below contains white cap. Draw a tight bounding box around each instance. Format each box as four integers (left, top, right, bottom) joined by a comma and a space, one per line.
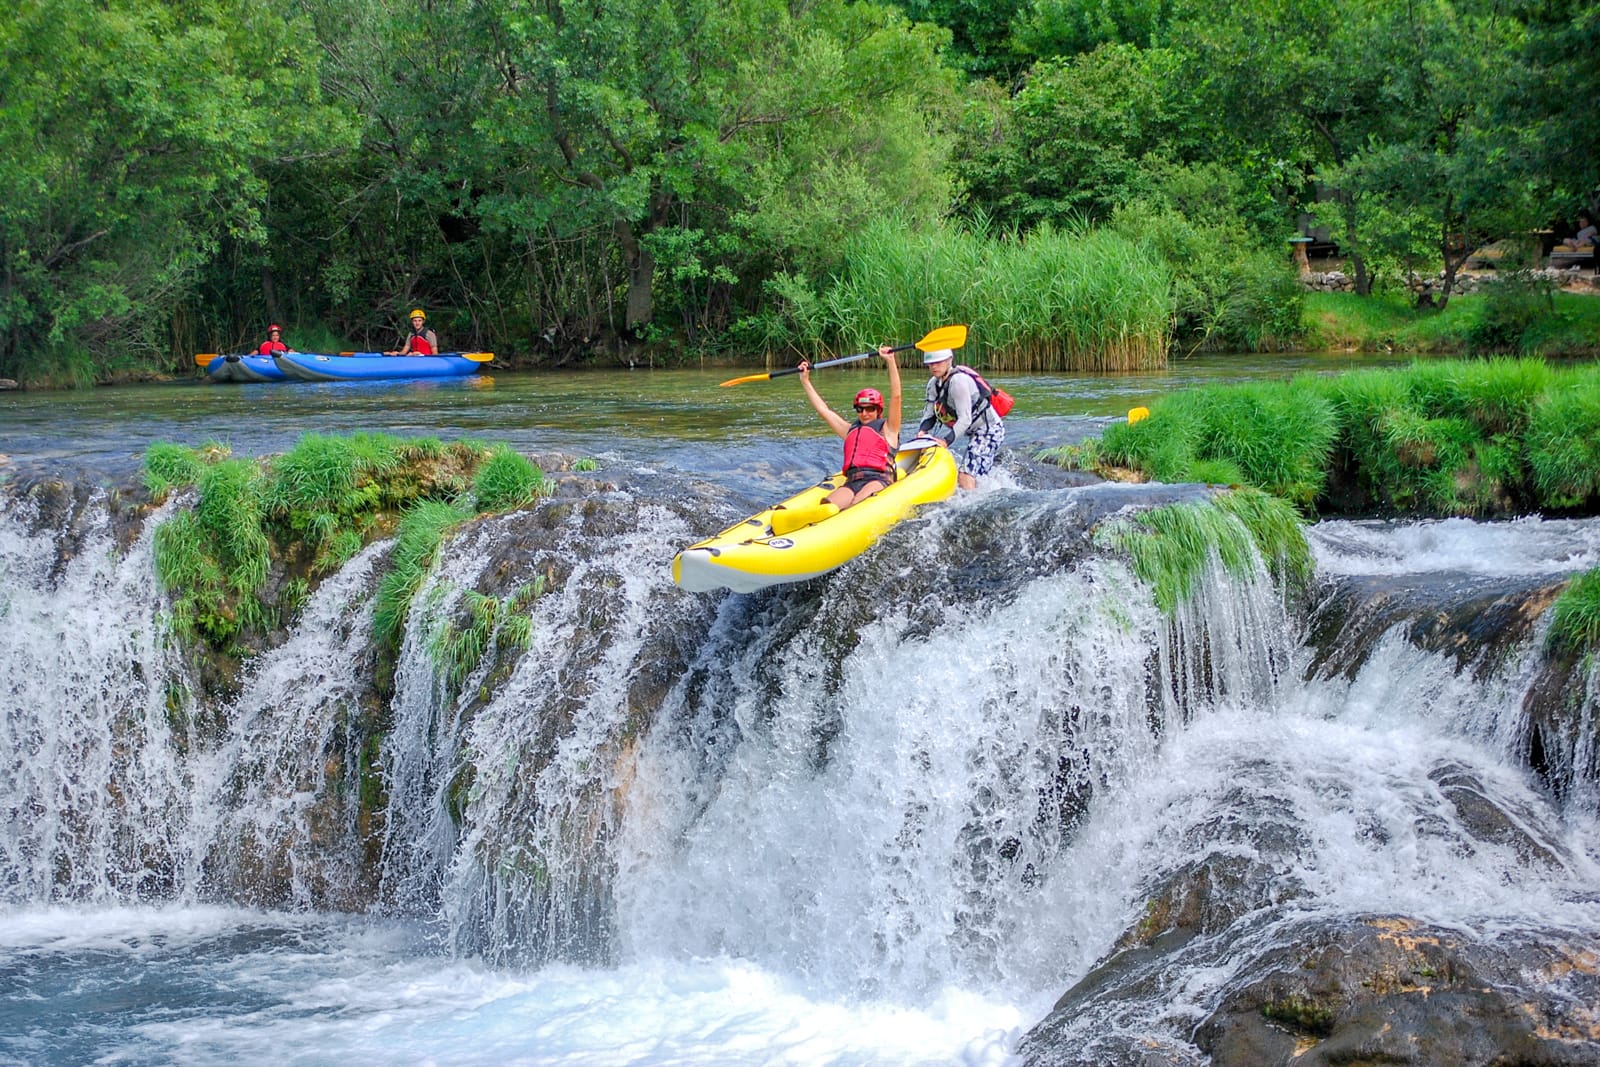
922, 348, 953, 365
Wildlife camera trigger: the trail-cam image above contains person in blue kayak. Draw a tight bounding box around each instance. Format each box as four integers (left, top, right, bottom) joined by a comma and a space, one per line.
795, 344, 903, 513
917, 347, 1005, 490
387, 308, 439, 356
256, 324, 291, 355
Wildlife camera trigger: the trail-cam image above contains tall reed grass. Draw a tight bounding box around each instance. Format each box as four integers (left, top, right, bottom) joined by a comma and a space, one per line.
809, 217, 1171, 372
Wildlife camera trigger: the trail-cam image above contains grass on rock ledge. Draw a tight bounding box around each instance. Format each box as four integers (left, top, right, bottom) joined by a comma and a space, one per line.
146, 431, 549, 653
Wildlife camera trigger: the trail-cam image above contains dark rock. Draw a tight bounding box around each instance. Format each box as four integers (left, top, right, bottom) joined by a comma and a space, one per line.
1019, 758, 1600, 1067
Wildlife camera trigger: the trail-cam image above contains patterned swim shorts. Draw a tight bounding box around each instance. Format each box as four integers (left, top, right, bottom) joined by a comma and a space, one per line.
959, 420, 1005, 478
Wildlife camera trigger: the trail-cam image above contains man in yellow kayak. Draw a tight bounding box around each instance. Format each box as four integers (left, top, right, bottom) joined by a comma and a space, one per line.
775, 344, 903, 533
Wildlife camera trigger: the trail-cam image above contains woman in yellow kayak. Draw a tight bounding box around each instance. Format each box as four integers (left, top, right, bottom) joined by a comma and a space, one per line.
776, 345, 903, 533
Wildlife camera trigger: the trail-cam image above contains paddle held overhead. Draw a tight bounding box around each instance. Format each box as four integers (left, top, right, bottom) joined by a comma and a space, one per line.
718, 325, 968, 387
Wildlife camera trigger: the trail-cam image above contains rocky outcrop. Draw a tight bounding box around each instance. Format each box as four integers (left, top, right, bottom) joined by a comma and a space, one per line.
1018, 760, 1600, 1066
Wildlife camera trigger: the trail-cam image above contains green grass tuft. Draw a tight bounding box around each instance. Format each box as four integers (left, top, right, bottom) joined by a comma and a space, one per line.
1548, 569, 1600, 656
1098, 489, 1309, 614
143, 442, 207, 500
473, 447, 546, 511
373, 499, 474, 652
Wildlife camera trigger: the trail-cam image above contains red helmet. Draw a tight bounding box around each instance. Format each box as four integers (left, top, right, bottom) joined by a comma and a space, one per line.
854, 388, 883, 409
267, 324, 282, 333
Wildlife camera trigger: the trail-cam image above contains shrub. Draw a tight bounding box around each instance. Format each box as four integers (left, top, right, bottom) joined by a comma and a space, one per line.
1469, 271, 1556, 353
473, 447, 545, 511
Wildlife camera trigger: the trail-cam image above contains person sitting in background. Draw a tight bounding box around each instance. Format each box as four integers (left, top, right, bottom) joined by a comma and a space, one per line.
256, 324, 290, 355
387, 309, 438, 356
1555, 214, 1597, 252
1572, 215, 1597, 248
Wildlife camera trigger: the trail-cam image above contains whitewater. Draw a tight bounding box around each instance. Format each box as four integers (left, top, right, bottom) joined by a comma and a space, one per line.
3, 466, 1598, 1065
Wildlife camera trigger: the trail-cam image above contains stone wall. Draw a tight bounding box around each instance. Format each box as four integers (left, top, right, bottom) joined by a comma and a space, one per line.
1301, 265, 1595, 296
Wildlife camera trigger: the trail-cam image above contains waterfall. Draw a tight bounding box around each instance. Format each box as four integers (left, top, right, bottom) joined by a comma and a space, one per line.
180, 539, 391, 908
0, 491, 189, 902
4, 479, 1599, 1062
2, 490, 395, 908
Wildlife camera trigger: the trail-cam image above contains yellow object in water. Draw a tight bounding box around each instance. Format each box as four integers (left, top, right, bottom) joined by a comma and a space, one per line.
673, 444, 958, 594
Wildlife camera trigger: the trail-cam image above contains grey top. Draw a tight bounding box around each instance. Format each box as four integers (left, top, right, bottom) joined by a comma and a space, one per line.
918, 369, 999, 442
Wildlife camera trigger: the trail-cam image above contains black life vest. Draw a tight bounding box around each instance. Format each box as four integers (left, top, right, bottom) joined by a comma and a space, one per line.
934, 366, 997, 424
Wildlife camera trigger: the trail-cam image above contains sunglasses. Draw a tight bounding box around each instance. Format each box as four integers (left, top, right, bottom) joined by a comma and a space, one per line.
853, 404, 881, 412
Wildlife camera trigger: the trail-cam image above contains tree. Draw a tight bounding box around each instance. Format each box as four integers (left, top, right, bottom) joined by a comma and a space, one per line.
1322, 0, 1532, 307
0, 0, 350, 380
464, 0, 957, 347
955, 43, 1199, 228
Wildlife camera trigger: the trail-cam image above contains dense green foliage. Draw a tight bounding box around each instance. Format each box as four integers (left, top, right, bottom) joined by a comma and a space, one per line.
1089, 359, 1600, 518
4, 0, 1595, 381
145, 433, 549, 650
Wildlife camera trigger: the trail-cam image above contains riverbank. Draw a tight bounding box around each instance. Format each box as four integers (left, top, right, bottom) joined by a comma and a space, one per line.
1299, 287, 1600, 357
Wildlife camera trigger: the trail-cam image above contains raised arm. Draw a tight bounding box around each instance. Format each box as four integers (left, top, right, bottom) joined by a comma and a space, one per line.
798, 361, 851, 438
880, 345, 903, 445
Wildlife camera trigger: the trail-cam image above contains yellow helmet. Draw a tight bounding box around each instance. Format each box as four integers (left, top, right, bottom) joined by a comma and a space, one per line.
408, 308, 426, 321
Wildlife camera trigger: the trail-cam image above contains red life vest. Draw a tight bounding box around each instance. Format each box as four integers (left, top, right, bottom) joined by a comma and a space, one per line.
257, 340, 287, 355
842, 418, 891, 475
409, 329, 435, 355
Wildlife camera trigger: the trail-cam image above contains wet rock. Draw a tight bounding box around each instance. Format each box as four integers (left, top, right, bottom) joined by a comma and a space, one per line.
1522, 647, 1600, 805
1305, 572, 1566, 682
1018, 760, 1600, 1067
1193, 916, 1600, 1066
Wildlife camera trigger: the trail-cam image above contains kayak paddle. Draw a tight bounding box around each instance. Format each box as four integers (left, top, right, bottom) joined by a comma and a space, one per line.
719, 324, 968, 387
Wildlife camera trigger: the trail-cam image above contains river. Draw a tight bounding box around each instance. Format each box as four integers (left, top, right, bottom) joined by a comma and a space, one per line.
0, 354, 1393, 487
4, 353, 1596, 1067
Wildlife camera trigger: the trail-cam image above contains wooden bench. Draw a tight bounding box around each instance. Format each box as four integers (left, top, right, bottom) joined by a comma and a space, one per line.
1549, 245, 1597, 271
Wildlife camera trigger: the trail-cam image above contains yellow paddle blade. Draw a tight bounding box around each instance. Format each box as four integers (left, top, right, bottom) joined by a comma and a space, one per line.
460, 351, 495, 362
719, 372, 773, 387
194, 353, 220, 366
915, 324, 968, 352
1127, 406, 1150, 425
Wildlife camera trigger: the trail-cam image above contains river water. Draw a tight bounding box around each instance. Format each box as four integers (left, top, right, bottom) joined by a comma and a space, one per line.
5, 354, 1596, 1067
0, 354, 1390, 488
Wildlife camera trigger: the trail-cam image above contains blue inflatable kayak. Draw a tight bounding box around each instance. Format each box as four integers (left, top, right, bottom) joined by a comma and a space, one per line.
203, 354, 289, 383
274, 352, 490, 382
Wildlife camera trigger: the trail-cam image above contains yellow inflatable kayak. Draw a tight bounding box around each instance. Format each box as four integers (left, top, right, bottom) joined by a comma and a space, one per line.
673, 442, 958, 593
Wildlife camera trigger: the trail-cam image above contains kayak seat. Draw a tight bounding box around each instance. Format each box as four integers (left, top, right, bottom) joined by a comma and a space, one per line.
770, 501, 839, 535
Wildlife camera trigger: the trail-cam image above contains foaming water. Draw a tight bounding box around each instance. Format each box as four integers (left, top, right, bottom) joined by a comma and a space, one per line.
0, 905, 1024, 1067
4, 480, 1600, 1062
0, 494, 189, 902
1309, 515, 1600, 576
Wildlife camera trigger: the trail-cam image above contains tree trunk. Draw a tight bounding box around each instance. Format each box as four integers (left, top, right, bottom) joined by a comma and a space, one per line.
261, 264, 282, 326
612, 218, 653, 331
1337, 195, 1371, 296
